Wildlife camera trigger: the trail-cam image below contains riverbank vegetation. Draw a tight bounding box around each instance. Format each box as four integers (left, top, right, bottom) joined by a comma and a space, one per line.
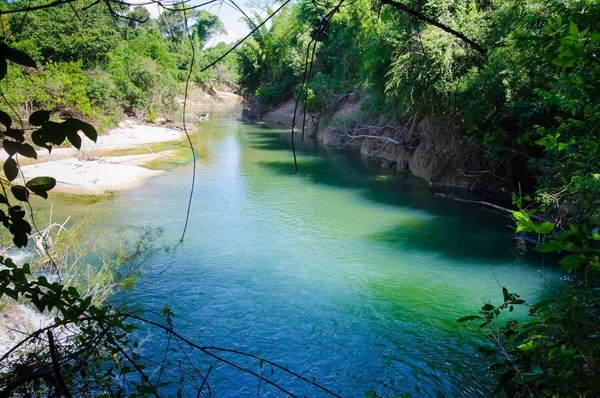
237, 0, 599, 224
0, 0, 599, 396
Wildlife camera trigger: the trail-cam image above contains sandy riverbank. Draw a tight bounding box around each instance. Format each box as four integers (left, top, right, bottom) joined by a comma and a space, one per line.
0, 121, 191, 354
19, 120, 189, 195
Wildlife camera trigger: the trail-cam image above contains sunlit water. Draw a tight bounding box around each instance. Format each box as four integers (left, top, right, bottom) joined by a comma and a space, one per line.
73, 109, 559, 397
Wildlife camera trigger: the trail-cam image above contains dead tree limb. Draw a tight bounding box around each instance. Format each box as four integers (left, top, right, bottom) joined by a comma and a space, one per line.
47, 330, 73, 398
338, 117, 418, 150
340, 134, 400, 146
435, 193, 513, 214
379, 0, 486, 54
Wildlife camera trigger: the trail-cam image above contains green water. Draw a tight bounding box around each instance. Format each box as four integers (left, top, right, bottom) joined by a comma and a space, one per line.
69, 109, 558, 396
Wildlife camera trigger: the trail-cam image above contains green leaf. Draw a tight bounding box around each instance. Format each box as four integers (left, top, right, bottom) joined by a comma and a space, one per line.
557, 143, 569, 151
29, 110, 51, 126
559, 253, 585, 273
8, 205, 25, 220
11, 185, 29, 202
512, 210, 528, 221
3, 140, 18, 156
502, 286, 510, 302
580, 26, 590, 37
553, 56, 576, 68
3, 140, 37, 159
535, 222, 554, 235
4, 128, 25, 142
67, 131, 82, 149
10, 223, 29, 247
0, 110, 11, 128
3, 44, 37, 68
31, 129, 52, 152
534, 137, 552, 149
15, 143, 37, 159
3, 157, 18, 182
64, 118, 97, 142
44, 121, 67, 145
457, 315, 482, 323
568, 21, 579, 36
535, 240, 564, 253
26, 177, 56, 199
515, 219, 536, 233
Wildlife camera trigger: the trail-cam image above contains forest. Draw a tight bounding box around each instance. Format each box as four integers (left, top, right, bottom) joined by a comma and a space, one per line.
1, 0, 236, 125
0, 0, 599, 396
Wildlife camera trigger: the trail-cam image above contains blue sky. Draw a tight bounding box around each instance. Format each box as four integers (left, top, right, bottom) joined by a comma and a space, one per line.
134, 0, 252, 44
203, 1, 252, 44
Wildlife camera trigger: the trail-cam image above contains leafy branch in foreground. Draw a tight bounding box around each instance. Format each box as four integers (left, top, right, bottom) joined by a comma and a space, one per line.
0, 38, 97, 250
461, 195, 599, 396
0, 104, 96, 248
458, 284, 599, 398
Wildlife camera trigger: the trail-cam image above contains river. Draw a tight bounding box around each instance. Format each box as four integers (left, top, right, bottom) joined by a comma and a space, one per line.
87, 109, 559, 397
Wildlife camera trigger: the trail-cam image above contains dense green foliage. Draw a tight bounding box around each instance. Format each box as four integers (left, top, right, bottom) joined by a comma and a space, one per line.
237, 4, 307, 104
237, 0, 599, 212
236, 0, 599, 230
1, 0, 236, 124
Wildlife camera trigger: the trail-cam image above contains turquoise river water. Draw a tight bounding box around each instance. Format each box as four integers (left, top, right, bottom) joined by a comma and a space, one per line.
78, 109, 560, 397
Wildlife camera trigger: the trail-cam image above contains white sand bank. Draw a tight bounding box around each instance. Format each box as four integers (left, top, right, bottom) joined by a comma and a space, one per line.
19, 120, 188, 195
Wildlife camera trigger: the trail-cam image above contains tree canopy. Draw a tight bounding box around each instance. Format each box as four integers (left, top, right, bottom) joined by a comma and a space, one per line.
1, 0, 236, 123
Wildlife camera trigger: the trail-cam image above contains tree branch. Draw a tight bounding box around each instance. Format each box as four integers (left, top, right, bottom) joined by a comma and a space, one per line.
124, 313, 342, 397
0, 0, 80, 15
341, 133, 400, 145
47, 330, 73, 398
379, 0, 486, 54
434, 193, 512, 214
0, 367, 54, 397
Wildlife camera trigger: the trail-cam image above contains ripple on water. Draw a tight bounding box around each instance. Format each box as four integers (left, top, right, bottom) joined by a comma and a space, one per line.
106, 113, 561, 397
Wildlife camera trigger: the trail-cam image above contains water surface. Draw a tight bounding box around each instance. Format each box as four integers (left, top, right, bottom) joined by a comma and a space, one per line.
95, 109, 560, 397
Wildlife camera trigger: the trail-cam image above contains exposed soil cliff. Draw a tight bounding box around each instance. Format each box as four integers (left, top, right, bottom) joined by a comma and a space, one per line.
259, 96, 482, 190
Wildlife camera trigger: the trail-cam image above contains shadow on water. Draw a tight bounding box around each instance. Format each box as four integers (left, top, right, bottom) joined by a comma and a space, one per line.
370, 215, 522, 263
243, 130, 547, 265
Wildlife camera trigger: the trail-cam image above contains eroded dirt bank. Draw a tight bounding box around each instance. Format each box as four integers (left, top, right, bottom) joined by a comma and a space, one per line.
258, 96, 486, 190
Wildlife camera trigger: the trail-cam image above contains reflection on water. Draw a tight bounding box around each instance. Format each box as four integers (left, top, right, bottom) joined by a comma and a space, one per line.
77, 109, 561, 397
